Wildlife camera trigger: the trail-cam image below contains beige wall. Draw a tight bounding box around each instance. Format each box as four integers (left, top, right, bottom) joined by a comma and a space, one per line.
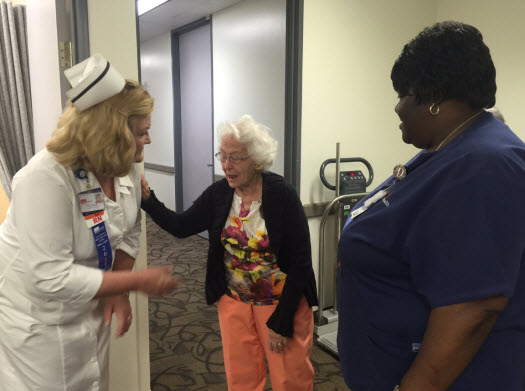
88, 0, 139, 79
0, 184, 8, 224
88, 1, 150, 391
301, 0, 435, 204
302, 0, 436, 284
301, 0, 525, 205
437, 0, 525, 139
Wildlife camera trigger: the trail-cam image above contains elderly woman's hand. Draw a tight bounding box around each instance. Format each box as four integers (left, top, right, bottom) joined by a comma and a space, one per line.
268, 328, 288, 354
141, 175, 151, 201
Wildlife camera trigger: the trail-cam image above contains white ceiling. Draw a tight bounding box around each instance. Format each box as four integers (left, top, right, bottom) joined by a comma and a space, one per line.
138, 0, 243, 42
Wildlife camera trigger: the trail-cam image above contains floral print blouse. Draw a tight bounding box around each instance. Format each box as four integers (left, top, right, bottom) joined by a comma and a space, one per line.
221, 193, 287, 305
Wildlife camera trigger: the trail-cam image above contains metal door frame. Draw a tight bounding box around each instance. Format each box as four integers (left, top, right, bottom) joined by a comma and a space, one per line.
171, 17, 213, 212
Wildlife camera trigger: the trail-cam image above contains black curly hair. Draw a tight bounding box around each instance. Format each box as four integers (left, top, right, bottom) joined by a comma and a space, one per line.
391, 21, 496, 108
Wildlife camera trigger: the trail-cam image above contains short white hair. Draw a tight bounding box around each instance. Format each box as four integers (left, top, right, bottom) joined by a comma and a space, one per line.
485, 106, 505, 123
217, 114, 278, 170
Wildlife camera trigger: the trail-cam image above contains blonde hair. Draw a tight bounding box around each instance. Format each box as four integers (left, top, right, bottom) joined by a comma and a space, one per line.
217, 114, 278, 170
47, 80, 153, 177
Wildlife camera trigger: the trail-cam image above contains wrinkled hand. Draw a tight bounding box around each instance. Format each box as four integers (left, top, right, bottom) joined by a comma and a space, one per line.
138, 266, 178, 296
104, 294, 132, 338
141, 175, 151, 201
268, 328, 288, 354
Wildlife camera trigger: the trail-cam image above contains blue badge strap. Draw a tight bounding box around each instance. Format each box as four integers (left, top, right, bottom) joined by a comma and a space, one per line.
83, 211, 113, 271
76, 167, 113, 271
93, 223, 112, 271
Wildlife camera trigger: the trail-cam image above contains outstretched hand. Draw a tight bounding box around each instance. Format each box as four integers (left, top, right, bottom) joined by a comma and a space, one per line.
138, 266, 178, 296
141, 175, 151, 201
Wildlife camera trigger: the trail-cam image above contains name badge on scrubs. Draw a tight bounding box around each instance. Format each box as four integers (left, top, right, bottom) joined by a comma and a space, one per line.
78, 188, 112, 271
351, 189, 388, 219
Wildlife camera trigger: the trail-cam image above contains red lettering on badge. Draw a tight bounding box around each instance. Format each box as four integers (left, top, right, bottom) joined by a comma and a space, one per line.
93, 216, 103, 224
85, 211, 104, 220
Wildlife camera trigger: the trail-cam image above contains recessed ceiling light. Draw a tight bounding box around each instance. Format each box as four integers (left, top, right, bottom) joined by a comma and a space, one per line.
137, 0, 169, 16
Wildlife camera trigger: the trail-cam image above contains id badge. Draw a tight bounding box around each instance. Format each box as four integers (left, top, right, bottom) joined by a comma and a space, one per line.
351, 205, 367, 219
78, 188, 105, 214
350, 189, 388, 220
78, 188, 112, 271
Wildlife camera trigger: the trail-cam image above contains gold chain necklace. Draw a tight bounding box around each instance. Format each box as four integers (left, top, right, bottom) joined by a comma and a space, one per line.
435, 110, 484, 151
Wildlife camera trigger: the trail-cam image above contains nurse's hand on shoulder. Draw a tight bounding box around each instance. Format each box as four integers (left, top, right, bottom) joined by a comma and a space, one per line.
268, 328, 288, 354
138, 266, 178, 296
141, 175, 151, 201
103, 294, 132, 337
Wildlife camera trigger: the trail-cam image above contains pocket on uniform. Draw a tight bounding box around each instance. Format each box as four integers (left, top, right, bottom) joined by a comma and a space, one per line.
366, 326, 422, 388
368, 327, 422, 360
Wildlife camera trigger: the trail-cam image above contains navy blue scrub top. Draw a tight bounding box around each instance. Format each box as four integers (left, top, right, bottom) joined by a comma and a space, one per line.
337, 112, 525, 391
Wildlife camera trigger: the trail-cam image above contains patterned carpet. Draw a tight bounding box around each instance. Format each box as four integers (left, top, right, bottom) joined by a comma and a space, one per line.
146, 216, 349, 390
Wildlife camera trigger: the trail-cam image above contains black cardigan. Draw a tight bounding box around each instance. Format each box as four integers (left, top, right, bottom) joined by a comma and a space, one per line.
141, 171, 318, 337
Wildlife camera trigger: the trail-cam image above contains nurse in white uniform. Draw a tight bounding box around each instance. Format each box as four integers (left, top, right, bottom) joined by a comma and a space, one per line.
0, 54, 177, 391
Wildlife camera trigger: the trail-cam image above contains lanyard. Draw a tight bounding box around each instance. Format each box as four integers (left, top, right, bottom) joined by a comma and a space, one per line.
350, 151, 435, 220
75, 168, 113, 271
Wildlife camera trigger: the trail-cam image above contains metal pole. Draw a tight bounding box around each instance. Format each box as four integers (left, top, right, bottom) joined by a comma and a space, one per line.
317, 192, 368, 326
335, 143, 340, 198
334, 143, 341, 313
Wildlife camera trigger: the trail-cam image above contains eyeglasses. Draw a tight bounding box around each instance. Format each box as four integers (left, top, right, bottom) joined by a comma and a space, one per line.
215, 152, 250, 164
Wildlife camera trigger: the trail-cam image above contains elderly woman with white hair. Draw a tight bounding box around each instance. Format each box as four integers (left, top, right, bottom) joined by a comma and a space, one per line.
141, 114, 318, 391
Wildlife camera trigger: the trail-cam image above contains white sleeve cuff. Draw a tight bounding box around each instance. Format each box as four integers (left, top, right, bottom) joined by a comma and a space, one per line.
66, 265, 104, 304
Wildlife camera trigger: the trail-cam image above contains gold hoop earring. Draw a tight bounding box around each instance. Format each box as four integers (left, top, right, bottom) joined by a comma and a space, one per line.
255, 164, 263, 170
429, 103, 440, 115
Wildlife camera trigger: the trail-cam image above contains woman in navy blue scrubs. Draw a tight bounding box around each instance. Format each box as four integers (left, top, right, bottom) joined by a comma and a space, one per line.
337, 21, 525, 391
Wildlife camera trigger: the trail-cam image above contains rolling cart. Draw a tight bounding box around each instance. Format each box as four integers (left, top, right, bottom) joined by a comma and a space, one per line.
315, 143, 373, 355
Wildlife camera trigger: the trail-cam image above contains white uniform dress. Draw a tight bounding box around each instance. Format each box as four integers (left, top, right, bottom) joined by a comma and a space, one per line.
0, 150, 142, 391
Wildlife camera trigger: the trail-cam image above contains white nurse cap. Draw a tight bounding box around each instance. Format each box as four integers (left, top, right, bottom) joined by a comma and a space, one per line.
64, 53, 126, 112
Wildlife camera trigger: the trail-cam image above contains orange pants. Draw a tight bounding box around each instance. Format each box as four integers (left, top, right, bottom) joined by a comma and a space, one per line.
217, 294, 314, 391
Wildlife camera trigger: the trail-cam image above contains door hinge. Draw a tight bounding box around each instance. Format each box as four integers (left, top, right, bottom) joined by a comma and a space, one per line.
59, 41, 73, 68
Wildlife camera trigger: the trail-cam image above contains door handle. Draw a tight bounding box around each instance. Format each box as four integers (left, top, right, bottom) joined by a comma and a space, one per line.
207, 163, 213, 167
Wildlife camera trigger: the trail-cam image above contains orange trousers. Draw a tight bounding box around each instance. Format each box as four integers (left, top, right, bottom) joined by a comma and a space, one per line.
217, 294, 314, 391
